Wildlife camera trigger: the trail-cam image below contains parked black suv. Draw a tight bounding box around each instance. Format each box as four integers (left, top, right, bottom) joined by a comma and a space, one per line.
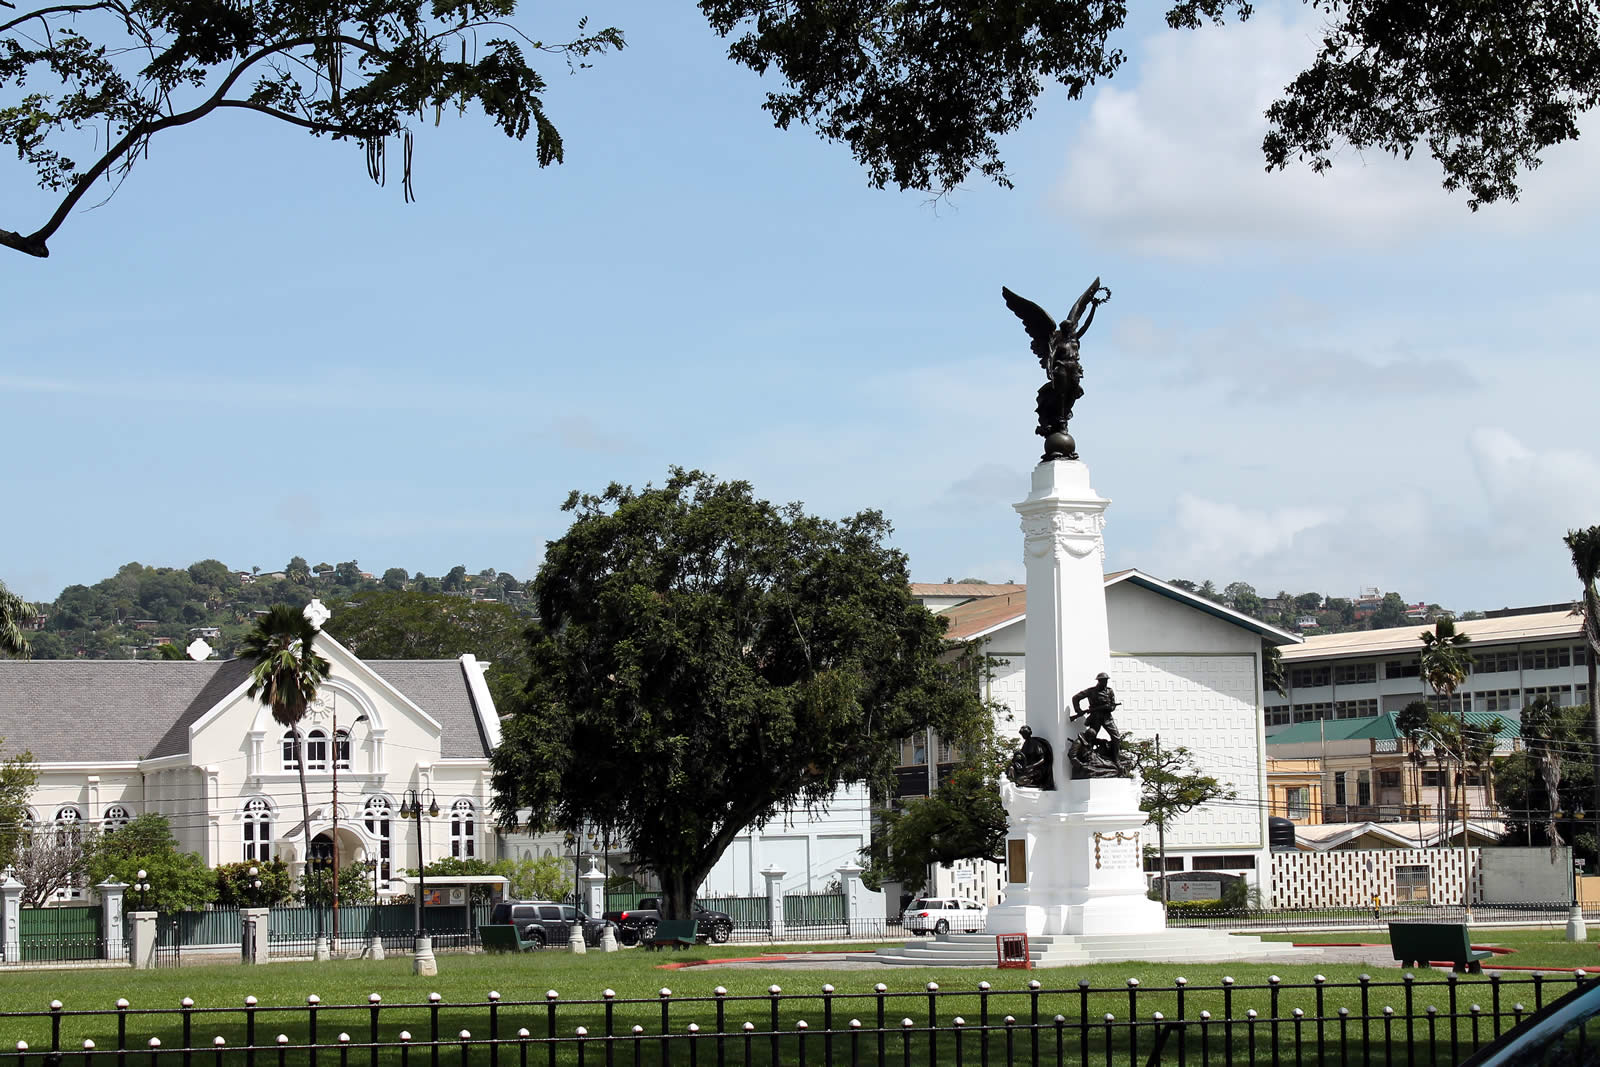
488, 900, 618, 948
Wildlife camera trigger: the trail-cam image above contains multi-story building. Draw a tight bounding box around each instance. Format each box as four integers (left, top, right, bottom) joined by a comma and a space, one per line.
1269, 608, 1590, 730
1264, 711, 1517, 825
1265, 757, 1323, 825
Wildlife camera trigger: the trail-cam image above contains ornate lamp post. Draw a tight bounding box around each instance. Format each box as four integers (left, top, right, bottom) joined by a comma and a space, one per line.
329, 710, 368, 956
133, 869, 151, 911
247, 866, 263, 908
399, 789, 438, 976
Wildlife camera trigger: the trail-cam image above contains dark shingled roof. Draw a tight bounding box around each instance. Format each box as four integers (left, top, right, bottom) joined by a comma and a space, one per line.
0, 657, 491, 763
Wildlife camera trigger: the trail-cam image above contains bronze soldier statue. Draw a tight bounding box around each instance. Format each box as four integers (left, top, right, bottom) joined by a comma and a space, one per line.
1068, 672, 1127, 777
1008, 725, 1055, 790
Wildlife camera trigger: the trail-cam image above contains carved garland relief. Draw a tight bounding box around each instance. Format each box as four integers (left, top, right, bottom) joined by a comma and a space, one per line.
1020, 509, 1106, 559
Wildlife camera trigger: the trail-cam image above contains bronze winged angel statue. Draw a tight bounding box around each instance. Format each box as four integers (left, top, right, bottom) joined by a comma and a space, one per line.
1002, 279, 1112, 461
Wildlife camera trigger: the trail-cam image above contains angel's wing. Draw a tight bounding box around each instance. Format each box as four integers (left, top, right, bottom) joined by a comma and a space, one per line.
1001, 286, 1057, 362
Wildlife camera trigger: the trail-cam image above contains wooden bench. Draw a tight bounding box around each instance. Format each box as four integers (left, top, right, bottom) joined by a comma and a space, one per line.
479, 924, 537, 953
1388, 922, 1493, 973
645, 919, 698, 951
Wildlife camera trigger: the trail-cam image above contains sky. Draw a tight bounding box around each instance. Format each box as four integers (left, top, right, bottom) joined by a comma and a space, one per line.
4, 1, 1598, 614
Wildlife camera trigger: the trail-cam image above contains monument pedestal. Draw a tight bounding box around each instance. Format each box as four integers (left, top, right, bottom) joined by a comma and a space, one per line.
987, 778, 1163, 937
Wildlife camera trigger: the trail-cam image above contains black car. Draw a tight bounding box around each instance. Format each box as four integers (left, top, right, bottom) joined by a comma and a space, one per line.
612, 902, 735, 945
489, 900, 617, 948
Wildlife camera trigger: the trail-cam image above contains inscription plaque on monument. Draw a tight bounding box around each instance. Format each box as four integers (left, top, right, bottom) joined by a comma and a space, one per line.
1092, 831, 1139, 872
1007, 839, 1028, 884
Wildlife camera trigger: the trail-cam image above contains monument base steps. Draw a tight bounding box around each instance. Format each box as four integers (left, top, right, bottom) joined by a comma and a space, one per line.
850, 930, 1303, 968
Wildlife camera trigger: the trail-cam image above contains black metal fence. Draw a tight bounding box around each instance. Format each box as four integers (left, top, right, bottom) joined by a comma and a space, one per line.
3, 970, 1590, 1065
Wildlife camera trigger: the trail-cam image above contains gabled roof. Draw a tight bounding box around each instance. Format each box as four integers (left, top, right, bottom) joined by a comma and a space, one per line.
0, 654, 495, 764
1291, 819, 1505, 851
1280, 610, 1582, 661
1104, 571, 1303, 645
939, 592, 1028, 642
938, 569, 1303, 646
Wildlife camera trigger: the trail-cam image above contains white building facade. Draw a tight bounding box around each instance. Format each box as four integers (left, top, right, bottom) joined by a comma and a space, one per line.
0, 629, 501, 901
1270, 609, 1591, 730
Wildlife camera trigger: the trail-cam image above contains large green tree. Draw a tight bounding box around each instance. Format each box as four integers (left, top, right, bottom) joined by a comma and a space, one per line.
861, 764, 1009, 897
489, 469, 993, 920
1565, 526, 1600, 815
239, 604, 331, 875
85, 813, 217, 911
322, 589, 530, 710
5, 0, 1591, 258
1125, 736, 1237, 906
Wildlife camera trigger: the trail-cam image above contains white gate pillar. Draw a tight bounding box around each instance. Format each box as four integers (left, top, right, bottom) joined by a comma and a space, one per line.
0, 874, 21, 963
97, 880, 128, 961
762, 866, 786, 941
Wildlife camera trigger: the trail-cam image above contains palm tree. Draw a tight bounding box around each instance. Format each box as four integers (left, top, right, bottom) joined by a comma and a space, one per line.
239, 605, 331, 881
1396, 700, 1433, 827
1522, 696, 1568, 858
0, 579, 33, 659
1419, 618, 1472, 846
1564, 526, 1600, 815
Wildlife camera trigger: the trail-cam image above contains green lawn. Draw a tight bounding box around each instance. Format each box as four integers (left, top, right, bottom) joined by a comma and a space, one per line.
1262, 926, 1600, 970
0, 941, 1588, 1064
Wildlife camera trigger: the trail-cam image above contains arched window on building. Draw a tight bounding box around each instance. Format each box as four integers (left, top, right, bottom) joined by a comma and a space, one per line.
102, 805, 132, 833
450, 800, 475, 859
364, 797, 392, 888
54, 805, 82, 847
53, 806, 85, 900
305, 729, 329, 771
243, 798, 272, 862
281, 730, 300, 771
335, 728, 351, 771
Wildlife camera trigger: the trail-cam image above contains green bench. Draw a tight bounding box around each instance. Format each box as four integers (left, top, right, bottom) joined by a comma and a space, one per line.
479, 924, 537, 953
645, 919, 698, 951
1388, 921, 1494, 973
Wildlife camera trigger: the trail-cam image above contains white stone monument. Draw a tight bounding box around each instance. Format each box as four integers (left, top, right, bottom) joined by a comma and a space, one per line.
983, 458, 1164, 938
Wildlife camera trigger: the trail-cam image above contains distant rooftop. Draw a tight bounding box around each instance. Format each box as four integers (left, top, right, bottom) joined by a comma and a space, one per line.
909, 583, 1025, 599
1280, 610, 1582, 661
1266, 709, 1521, 746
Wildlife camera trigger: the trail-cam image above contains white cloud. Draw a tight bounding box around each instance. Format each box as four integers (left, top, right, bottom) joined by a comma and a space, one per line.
1468, 429, 1600, 549
1162, 493, 1335, 573
1058, 12, 1600, 255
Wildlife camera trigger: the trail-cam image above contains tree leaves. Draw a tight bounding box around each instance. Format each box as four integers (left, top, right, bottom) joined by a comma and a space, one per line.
0, 0, 623, 255
490, 468, 992, 917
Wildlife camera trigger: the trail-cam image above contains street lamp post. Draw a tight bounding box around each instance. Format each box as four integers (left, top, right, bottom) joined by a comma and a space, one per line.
399, 789, 438, 976
133, 869, 151, 911
329, 710, 368, 957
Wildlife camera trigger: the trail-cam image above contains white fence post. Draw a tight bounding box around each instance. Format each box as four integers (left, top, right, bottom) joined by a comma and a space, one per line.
128, 911, 157, 970
762, 866, 786, 941
0, 874, 20, 963
97, 880, 128, 961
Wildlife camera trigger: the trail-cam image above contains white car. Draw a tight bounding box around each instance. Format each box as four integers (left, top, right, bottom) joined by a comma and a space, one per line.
901, 896, 987, 935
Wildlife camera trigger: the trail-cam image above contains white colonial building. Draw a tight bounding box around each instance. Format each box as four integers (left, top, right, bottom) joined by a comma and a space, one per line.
901, 576, 1301, 907
0, 615, 501, 901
